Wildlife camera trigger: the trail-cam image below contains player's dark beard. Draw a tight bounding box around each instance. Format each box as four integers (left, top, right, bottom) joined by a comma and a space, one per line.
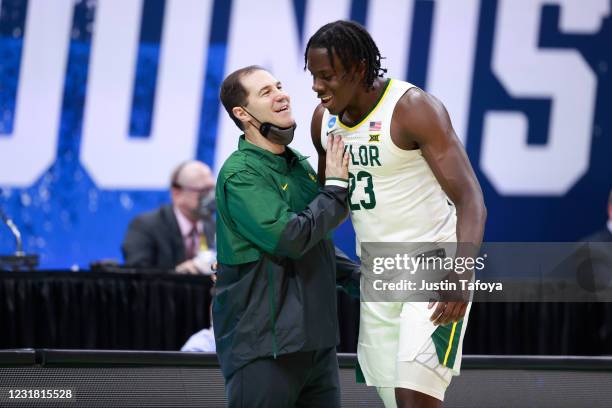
241, 107, 296, 146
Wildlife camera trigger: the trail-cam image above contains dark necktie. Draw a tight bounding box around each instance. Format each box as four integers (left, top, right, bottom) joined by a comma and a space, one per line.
186, 226, 198, 259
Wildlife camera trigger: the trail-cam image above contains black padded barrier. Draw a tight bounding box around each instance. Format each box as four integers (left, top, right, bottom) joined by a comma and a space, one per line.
1, 350, 612, 407
0, 349, 35, 366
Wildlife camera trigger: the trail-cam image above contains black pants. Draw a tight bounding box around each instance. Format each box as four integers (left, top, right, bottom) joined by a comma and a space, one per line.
226, 347, 340, 408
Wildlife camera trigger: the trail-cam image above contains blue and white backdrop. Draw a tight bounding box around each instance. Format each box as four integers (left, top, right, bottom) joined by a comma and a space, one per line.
0, 0, 610, 268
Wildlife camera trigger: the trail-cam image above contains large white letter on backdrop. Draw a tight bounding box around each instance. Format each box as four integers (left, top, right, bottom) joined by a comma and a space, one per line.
482, 0, 609, 195
0, 0, 72, 186
81, 0, 213, 189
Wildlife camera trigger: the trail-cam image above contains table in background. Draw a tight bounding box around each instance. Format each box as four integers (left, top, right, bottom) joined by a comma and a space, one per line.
1, 271, 610, 354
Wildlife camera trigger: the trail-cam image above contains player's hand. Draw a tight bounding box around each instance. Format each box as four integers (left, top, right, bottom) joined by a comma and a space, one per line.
428, 300, 468, 326
325, 134, 349, 181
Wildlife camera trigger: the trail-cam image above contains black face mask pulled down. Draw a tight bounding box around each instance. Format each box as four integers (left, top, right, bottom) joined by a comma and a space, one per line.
242, 107, 297, 146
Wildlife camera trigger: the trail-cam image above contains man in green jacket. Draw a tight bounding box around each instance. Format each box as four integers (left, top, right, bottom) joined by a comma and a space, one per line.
215, 65, 358, 407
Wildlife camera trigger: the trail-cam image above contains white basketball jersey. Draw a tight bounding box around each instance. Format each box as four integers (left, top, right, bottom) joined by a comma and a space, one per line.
320, 79, 456, 256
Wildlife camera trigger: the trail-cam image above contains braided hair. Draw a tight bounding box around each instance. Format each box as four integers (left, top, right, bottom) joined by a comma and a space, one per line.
304, 20, 386, 89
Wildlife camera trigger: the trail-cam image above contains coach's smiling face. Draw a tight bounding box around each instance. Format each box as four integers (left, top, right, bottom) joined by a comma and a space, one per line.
233, 69, 295, 131
307, 47, 364, 116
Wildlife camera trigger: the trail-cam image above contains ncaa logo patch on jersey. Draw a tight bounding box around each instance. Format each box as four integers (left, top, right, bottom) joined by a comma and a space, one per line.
327, 116, 337, 128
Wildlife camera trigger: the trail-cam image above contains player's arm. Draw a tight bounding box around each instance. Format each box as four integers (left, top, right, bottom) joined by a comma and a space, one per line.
311, 104, 327, 185
394, 88, 487, 325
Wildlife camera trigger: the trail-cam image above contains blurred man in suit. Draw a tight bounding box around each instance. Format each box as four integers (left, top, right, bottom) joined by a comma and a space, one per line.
573, 189, 612, 293
122, 160, 216, 274
583, 189, 612, 242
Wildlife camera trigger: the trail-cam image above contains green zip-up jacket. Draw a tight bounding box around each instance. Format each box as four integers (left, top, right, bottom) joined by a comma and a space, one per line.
213, 136, 358, 379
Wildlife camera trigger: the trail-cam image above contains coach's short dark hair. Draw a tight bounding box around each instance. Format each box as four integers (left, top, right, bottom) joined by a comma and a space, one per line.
304, 20, 386, 90
220, 65, 264, 130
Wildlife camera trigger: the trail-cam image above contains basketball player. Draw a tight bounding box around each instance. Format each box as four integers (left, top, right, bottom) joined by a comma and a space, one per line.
305, 21, 486, 407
